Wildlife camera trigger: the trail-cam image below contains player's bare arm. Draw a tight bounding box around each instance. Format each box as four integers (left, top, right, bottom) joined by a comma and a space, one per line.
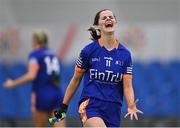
3, 64, 39, 89
123, 75, 143, 120
63, 71, 84, 105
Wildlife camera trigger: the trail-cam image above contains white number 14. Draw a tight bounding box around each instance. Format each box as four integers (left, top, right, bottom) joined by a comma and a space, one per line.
44, 57, 60, 75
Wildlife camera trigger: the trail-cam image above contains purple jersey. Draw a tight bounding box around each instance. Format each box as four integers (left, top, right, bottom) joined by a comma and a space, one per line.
28, 48, 60, 93
76, 38, 132, 105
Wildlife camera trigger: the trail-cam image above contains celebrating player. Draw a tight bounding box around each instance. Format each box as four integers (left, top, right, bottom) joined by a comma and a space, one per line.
54, 9, 143, 127
3, 31, 65, 127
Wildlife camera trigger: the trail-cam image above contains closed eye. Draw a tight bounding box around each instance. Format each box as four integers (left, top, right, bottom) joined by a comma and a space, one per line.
102, 16, 107, 20
101, 15, 114, 20
109, 16, 114, 19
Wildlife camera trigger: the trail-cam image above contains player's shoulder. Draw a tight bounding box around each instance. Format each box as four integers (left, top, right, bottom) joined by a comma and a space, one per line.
81, 40, 99, 54
118, 42, 131, 56
29, 48, 49, 58
29, 50, 39, 58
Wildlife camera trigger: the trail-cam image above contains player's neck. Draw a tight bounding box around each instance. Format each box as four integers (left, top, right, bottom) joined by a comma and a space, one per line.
101, 32, 115, 51
34, 45, 41, 50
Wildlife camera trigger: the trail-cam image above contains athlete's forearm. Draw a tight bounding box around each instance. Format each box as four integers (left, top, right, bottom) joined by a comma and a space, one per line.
123, 78, 135, 108
63, 72, 83, 105
13, 73, 35, 87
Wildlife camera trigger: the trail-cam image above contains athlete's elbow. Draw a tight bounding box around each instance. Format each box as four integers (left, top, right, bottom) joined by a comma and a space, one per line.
27, 74, 36, 81
123, 79, 132, 88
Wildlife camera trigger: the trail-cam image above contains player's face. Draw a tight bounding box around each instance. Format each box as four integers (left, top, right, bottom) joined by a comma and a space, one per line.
98, 10, 117, 33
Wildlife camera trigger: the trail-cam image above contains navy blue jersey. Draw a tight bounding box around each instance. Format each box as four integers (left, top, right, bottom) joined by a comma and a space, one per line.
76, 38, 132, 105
28, 48, 60, 93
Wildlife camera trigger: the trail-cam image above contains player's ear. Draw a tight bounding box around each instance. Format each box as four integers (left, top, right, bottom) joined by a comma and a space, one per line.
115, 21, 118, 27
115, 20, 117, 24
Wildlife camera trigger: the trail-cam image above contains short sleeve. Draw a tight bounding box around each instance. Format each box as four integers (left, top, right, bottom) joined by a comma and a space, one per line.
124, 52, 133, 75
75, 49, 89, 73
28, 53, 39, 66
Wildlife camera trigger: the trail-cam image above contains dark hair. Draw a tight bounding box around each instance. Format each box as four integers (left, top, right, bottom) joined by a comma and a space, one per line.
33, 31, 48, 48
88, 9, 116, 41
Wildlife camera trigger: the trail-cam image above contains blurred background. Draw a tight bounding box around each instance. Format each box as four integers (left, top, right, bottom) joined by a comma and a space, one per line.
0, 0, 180, 127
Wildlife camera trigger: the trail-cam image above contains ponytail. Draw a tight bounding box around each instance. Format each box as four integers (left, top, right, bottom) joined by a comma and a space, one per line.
88, 27, 101, 41
89, 9, 116, 41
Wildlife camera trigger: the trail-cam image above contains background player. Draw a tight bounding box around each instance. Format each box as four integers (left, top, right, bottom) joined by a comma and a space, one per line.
3, 31, 65, 127
53, 9, 143, 127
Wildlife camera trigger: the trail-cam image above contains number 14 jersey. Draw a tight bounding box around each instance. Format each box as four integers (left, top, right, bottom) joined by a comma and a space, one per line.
28, 48, 60, 92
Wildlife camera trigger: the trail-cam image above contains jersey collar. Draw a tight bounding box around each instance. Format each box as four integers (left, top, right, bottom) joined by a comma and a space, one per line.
98, 38, 119, 49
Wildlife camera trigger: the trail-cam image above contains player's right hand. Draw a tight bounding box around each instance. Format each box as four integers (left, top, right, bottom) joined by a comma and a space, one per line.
54, 103, 68, 119
3, 79, 15, 89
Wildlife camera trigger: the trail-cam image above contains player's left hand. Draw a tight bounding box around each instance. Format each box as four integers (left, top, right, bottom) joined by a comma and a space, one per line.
3, 79, 15, 89
124, 99, 143, 120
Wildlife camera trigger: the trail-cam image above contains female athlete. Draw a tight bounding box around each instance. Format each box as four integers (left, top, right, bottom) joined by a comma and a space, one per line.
4, 31, 65, 127
54, 9, 143, 127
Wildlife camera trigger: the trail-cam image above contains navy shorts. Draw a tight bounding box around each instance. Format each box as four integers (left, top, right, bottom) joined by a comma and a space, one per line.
79, 98, 121, 127
34, 89, 63, 112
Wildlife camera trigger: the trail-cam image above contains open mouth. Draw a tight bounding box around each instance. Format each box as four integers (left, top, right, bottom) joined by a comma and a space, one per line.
105, 21, 113, 28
